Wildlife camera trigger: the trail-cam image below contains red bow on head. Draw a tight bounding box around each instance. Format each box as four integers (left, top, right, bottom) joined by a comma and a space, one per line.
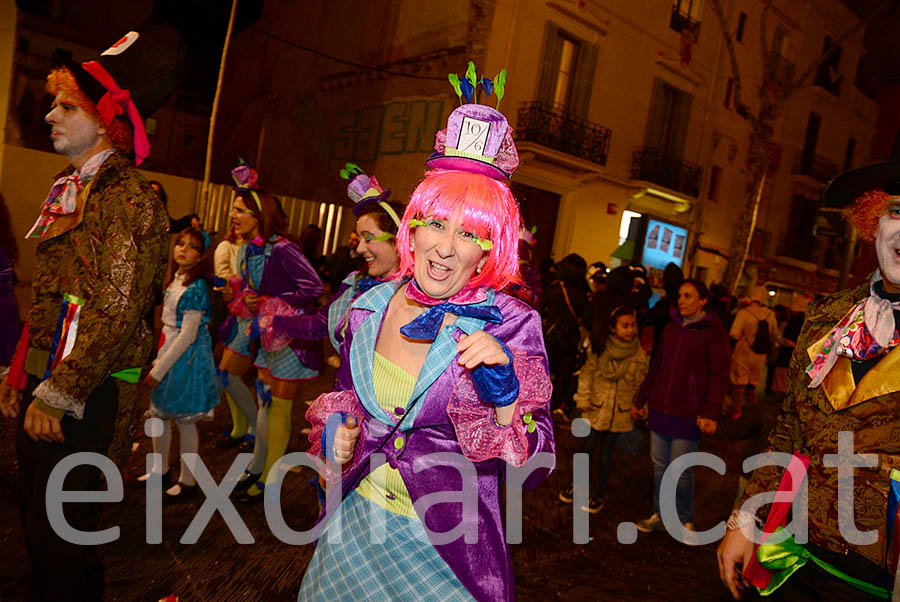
80, 61, 151, 165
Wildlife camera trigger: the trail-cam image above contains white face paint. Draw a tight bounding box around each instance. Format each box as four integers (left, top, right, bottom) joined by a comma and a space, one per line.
875, 198, 900, 293
44, 92, 104, 165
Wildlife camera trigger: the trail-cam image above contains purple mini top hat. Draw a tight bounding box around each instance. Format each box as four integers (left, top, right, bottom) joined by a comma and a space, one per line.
340, 163, 394, 218
232, 158, 262, 211
426, 62, 519, 180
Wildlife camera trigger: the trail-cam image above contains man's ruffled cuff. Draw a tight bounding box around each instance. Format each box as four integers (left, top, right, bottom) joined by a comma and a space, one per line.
305, 389, 367, 482
470, 340, 519, 407
33, 379, 83, 419
446, 351, 551, 466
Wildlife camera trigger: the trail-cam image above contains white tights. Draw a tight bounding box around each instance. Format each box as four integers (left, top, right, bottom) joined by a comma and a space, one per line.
140, 417, 199, 488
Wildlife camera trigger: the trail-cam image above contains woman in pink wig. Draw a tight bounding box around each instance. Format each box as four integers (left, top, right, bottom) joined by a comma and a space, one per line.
299, 65, 555, 601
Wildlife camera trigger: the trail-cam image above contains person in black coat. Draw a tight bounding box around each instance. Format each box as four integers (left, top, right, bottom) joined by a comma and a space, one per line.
540, 253, 590, 417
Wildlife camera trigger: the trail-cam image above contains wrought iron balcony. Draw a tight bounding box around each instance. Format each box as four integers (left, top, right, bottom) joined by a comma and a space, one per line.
791, 151, 838, 183
515, 101, 612, 166
630, 146, 703, 197
669, 6, 700, 42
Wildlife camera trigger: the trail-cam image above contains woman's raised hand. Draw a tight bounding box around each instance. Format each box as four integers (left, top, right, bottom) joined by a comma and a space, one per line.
333, 415, 360, 465
456, 330, 509, 370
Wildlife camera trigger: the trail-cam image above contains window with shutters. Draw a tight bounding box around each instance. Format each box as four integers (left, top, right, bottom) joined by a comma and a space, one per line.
707, 165, 722, 201
814, 36, 842, 97
644, 77, 693, 159
843, 136, 856, 171
629, 78, 702, 196
535, 23, 599, 119
736, 12, 747, 42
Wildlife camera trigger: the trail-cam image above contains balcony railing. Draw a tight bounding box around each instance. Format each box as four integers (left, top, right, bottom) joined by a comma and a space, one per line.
630, 146, 703, 197
515, 101, 612, 166
791, 151, 839, 183
766, 50, 795, 90
669, 6, 700, 42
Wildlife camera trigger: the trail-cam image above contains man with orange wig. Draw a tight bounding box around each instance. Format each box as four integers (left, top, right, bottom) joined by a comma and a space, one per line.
0, 20, 185, 601
717, 155, 900, 599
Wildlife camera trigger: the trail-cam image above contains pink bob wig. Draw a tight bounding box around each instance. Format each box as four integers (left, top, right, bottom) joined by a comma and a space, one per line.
396, 169, 522, 291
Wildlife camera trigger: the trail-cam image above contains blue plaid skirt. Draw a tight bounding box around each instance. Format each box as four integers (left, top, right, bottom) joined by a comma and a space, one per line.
255, 345, 318, 381
298, 490, 472, 601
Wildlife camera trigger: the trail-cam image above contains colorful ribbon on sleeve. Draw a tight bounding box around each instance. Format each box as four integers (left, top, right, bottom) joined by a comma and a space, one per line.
44, 294, 85, 379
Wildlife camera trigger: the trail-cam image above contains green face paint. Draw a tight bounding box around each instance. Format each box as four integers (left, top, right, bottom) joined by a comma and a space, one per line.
411, 217, 492, 251
361, 231, 395, 242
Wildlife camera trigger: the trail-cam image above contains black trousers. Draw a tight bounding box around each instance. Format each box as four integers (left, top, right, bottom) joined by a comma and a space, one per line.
581, 428, 619, 498
16, 375, 119, 602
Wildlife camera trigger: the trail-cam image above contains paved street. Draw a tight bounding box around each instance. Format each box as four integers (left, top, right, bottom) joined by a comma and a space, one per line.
0, 364, 748, 601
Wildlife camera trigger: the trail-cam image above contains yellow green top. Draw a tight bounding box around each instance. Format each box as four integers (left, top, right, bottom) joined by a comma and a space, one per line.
355, 352, 418, 518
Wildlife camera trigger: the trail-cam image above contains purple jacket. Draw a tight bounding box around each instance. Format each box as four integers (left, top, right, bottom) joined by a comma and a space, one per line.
634, 310, 729, 421
223, 237, 325, 371
307, 281, 555, 601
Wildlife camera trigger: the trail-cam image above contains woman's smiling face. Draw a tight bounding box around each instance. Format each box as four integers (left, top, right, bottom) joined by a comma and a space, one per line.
355, 213, 398, 279
412, 211, 486, 300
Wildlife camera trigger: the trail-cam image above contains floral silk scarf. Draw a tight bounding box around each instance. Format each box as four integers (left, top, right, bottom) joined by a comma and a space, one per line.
806, 270, 900, 388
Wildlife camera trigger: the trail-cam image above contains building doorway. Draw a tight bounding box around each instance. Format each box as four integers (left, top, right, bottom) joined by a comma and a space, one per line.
510, 182, 560, 266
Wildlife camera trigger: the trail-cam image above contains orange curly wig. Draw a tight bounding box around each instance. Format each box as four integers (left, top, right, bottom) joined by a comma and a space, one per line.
842, 189, 892, 241
45, 67, 133, 153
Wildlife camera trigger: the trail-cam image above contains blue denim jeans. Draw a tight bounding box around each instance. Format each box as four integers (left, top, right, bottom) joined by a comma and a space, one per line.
650, 430, 698, 523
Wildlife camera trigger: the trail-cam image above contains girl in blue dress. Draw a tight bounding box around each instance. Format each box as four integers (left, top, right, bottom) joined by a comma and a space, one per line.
138, 227, 220, 501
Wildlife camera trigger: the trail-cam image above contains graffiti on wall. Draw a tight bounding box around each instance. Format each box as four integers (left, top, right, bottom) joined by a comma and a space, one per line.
330, 98, 446, 162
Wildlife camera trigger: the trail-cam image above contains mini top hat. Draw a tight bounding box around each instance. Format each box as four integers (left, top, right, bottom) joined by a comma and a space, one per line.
232, 158, 262, 212
53, 17, 189, 166
425, 62, 519, 180
824, 134, 900, 207
340, 163, 401, 227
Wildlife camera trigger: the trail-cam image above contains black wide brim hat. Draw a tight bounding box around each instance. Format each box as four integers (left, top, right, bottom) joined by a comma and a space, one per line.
824, 133, 900, 207
52, 17, 189, 121
823, 161, 900, 207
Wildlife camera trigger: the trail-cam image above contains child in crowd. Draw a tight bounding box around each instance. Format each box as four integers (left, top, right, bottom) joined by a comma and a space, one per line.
560, 305, 648, 513
138, 227, 220, 501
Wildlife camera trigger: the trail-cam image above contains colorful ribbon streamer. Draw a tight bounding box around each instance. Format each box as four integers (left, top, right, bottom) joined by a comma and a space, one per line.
757, 527, 889, 599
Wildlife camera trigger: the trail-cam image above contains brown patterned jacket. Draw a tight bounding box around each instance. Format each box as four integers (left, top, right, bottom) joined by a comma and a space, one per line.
739, 275, 900, 567
24, 151, 168, 460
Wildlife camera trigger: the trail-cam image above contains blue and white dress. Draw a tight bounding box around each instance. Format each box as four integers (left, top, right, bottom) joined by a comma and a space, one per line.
150, 274, 219, 420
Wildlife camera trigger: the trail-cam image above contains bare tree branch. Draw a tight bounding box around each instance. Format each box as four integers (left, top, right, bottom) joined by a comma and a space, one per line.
709, 0, 755, 127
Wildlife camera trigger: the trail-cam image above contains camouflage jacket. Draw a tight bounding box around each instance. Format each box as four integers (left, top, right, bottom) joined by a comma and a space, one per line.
26, 151, 169, 420
739, 275, 900, 567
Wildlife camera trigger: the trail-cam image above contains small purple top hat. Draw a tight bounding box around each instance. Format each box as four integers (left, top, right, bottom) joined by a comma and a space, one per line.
425, 62, 518, 180
340, 163, 392, 217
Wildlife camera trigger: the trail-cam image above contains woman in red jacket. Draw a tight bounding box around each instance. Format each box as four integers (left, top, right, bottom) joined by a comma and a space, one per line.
631, 279, 730, 534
